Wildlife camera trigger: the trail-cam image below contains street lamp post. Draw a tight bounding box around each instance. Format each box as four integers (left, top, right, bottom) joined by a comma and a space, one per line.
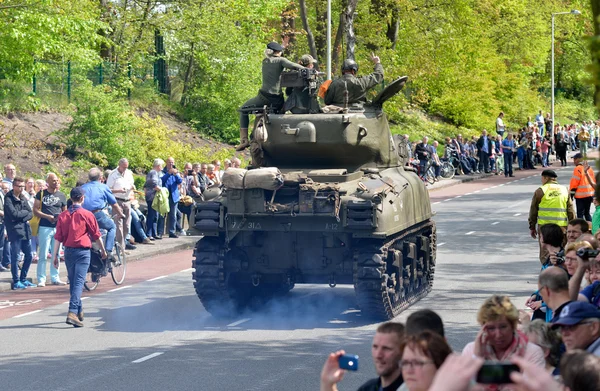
551, 10, 580, 138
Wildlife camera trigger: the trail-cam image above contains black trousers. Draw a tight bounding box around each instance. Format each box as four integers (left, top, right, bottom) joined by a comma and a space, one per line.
575, 197, 593, 221
478, 150, 490, 172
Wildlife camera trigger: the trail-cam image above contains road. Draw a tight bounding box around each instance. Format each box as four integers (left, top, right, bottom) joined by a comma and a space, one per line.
0, 167, 573, 390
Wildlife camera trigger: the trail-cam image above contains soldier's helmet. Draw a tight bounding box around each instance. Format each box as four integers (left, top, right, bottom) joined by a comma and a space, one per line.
342, 59, 358, 73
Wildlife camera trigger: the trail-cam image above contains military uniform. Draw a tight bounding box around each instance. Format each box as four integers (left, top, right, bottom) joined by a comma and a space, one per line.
324, 63, 384, 106
283, 54, 320, 114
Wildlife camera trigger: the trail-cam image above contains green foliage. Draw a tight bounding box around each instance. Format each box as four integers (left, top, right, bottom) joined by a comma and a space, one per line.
390, 110, 475, 146
0, 81, 45, 113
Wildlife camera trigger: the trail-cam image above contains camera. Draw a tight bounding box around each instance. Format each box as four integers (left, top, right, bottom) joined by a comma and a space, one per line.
576, 248, 600, 260
338, 354, 359, 371
188, 170, 194, 175
476, 362, 519, 384
554, 249, 565, 265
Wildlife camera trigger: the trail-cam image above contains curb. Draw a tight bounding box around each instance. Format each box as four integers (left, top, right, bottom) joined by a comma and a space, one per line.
427, 173, 494, 192
0, 239, 197, 293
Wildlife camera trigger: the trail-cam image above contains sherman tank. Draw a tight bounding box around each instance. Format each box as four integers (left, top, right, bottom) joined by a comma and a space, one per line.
191, 73, 436, 320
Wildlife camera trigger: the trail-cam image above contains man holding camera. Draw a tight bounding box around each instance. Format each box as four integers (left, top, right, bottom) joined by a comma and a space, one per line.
529, 169, 575, 263
107, 158, 136, 252
33, 172, 67, 287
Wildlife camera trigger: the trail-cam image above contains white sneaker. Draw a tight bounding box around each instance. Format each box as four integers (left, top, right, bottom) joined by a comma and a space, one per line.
37, 281, 46, 287
51, 280, 67, 286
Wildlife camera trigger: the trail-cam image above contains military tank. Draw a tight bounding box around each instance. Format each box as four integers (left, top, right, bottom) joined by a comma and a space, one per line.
191, 74, 436, 320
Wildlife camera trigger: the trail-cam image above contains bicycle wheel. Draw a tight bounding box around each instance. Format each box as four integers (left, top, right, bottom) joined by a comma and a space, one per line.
426, 166, 436, 184
84, 272, 99, 291
110, 242, 127, 285
440, 161, 455, 179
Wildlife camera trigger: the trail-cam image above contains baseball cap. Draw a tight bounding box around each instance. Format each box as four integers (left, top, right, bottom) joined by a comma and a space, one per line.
267, 41, 284, 52
541, 169, 557, 178
572, 153, 583, 160
299, 54, 317, 66
551, 301, 600, 328
70, 186, 85, 199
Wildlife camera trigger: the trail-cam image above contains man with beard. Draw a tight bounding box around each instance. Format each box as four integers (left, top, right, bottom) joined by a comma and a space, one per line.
320, 322, 405, 391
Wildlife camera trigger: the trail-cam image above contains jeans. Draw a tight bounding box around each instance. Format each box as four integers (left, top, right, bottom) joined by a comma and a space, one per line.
478, 150, 490, 172
36, 226, 60, 283
167, 198, 179, 235
10, 238, 32, 283
576, 197, 593, 222
94, 211, 115, 253
64, 247, 90, 315
145, 196, 159, 238
517, 147, 525, 169
503, 152, 513, 176
542, 152, 548, 167
157, 214, 165, 236
130, 209, 148, 242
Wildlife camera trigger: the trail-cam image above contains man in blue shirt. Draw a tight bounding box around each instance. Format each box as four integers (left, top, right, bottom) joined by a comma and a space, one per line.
82, 168, 124, 257
162, 166, 183, 238
501, 133, 516, 177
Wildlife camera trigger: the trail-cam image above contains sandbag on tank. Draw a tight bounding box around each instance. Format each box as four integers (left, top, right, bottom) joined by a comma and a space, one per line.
222, 167, 284, 190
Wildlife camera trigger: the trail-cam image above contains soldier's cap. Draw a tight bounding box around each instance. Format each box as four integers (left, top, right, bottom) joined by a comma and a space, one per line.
541, 169, 557, 178
551, 301, 600, 329
299, 54, 317, 66
267, 42, 284, 52
70, 186, 85, 199
572, 153, 583, 160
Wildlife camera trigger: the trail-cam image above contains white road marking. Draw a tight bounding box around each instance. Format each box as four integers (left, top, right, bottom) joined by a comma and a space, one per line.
81, 297, 90, 301
492, 222, 500, 225
465, 193, 473, 195
465, 231, 476, 235
13, 310, 42, 318
132, 352, 164, 364
227, 318, 251, 327
473, 190, 481, 193
482, 188, 490, 191
491, 186, 498, 189
62, 301, 69, 305
443, 199, 451, 202
514, 213, 522, 217
107, 285, 132, 293
148, 275, 167, 282
433, 201, 441, 205
438, 242, 446, 247
454, 195, 462, 198
180, 268, 194, 273
498, 184, 505, 187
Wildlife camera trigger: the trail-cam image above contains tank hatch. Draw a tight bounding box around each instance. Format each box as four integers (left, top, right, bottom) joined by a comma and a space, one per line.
371, 76, 408, 108
307, 169, 363, 183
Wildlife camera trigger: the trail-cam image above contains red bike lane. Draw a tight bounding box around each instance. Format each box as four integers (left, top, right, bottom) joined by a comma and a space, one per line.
0, 250, 193, 320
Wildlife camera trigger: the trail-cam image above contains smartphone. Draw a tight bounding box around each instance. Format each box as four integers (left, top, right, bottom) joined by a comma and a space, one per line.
338, 354, 359, 371
188, 170, 194, 175
476, 362, 519, 384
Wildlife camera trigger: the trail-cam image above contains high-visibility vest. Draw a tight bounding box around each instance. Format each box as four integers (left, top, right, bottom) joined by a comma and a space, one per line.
569, 164, 596, 199
538, 182, 569, 226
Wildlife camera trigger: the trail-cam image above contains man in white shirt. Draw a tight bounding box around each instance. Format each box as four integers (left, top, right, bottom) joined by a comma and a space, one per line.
106, 158, 136, 251
496, 112, 505, 137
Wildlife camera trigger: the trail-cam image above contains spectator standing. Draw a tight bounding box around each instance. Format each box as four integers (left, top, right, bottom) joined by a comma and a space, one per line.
555, 131, 568, 166
144, 159, 164, 239
496, 112, 505, 137
560, 351, 600, 391
462, 295, 545, 366
569, 154, 595, 222
54, 187, 107, 327
82, 168, 124, 258
528, 170, 575, 262
541, 137, 551, 167
232, 158, 242, 169
398, 332, 452, 391
4, 177, 36, 289
567, 218, 589, 244
476, 129, 492, 173
206, 164, 221, 187
501, 133, 515, 177
579, 126, 591, 156
537, 266, 573, 322
414, 137, 431, 177
162, 164, 182, 238
0, 183, 6, 272
0, 182, 9, 270
2, 163, 16, 190
522, 320, 562, 374
430, 141, 442, 179
320, 322, 405, 391
33, 173, 67, 287
551, 301, 600, 355
536, 110, 545, 136
106, 158, 136, 251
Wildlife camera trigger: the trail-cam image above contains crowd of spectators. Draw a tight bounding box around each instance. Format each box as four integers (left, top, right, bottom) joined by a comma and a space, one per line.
403, 111, 600, 182
0, 156, 243, 289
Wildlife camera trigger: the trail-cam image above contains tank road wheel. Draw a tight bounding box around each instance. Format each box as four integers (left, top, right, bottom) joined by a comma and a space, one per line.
354, 222, 437, 320
192, 237, 242, 317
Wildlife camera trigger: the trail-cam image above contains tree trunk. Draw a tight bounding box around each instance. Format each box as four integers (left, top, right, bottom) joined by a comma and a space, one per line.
315, 0, 327, 62
387, 8, 399, 49
345, 0, 359, 61
299, 0, 318, 64
181, 43, 195, 106
331, 11, 346, 73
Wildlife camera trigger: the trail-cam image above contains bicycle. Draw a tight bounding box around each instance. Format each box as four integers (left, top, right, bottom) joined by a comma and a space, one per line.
84, 229, 127, 291
412, 158, 436, 185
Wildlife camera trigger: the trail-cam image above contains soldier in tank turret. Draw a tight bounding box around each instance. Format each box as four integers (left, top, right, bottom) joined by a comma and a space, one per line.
324, 53, 383, 106
236, 40, 305, 151
283, 54, 320, 114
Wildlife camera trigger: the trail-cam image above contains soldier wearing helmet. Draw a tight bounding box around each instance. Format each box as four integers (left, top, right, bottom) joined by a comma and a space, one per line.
237, 41, 305, 151
324, 53, 384, 106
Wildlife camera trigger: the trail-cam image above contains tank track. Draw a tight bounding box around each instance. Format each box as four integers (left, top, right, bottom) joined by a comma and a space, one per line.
192, 236, 236, 316
354, 220, 436, 320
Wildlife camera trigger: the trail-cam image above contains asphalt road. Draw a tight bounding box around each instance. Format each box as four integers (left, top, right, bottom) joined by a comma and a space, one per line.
0, 166, 576, 390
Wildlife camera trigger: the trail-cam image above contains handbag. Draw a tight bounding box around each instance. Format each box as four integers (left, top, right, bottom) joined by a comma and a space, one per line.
30, 215, 40, 236
179, 195, 194, 207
